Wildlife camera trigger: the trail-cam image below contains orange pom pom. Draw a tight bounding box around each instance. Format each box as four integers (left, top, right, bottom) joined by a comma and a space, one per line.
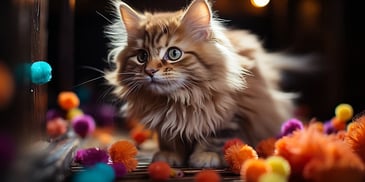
275, 124, 365, 181
109, 140, 138, 172
331, 117, 346, 131
241, 158, 271, 182
58, 91, 80, 111
255, 137, 277, 158
345, 112, 365, 164
148, 161, 171, 181
224, 144, 258, 174
194, 169, 221, 182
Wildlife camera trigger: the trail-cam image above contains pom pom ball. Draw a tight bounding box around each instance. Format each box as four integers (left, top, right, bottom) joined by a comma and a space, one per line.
170, 169, 184, 178
130, 127, 152, 145
148, 161, 171, 181
109, 140, 138, 172
194, 169, 221, 182
345, 112, 365, 164
46, 109, 64, 121
66, 108, 84, 120
241, 158, 271, 182
74, 148, 109, 167
96, 132, 113, 146
335, 103, 353, 122
110, 162, 128, 178
72, 115, 96, 138
46, 117, 68, 138
73, 163, 115, 182
331, 117, 346, 131
224, 144, 258, 174
223, 138, 245, 154
255, 137, 277, 158
265, 156, 291, 177
30, 61, 52, 85
280, 118, 304, 137
324, 120, 336, 134
58, 91, 80, 111
258, 172, 287, 182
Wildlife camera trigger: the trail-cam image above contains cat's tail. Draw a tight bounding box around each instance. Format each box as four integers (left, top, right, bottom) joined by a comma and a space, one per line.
266, 52, 321, 74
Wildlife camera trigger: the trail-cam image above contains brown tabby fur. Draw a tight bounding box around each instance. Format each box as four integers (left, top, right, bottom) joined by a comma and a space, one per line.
105, 0, 297, 167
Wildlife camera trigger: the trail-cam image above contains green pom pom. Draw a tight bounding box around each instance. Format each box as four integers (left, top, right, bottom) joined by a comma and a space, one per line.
30, 61, 52, 85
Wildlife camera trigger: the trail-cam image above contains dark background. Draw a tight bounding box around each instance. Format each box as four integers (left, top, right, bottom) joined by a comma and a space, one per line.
49, 0, 365, 121
1, 0, 364, 138
0, 0, 363, 180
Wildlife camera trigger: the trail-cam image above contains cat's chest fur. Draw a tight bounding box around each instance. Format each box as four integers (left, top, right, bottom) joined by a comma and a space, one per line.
125, 87, 239, 141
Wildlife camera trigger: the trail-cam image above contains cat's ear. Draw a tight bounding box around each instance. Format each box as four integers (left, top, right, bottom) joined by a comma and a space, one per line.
119, 2, 142, 37
181, 0, 212, 39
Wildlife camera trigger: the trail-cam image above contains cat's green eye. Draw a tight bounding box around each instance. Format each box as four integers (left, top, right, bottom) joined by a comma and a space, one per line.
137, 50, 148, 64
166, 47, 182, 62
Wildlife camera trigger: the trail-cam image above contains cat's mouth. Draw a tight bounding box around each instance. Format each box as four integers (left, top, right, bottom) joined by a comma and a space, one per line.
148, 77, 165, 85
144, 76, 183, 94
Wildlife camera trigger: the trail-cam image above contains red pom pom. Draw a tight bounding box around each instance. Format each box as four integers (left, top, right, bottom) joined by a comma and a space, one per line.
148, 161, 171, 181
195, 169, 221, 182
46, 117, 68, 138
223, 138, 245, 154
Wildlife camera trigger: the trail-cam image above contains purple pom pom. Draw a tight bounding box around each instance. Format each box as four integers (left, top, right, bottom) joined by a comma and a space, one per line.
74, 148, 109, 167
46, 109, 64, 121
110, 162, 128, 178
82, 104, 117, 126
324, 120, 336, 134
280, 118, 304, 137
96, 104, 117, 126
72, 115, 95, 138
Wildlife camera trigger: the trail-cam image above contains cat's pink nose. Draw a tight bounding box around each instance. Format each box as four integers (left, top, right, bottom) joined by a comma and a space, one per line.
145, 68, 158, 77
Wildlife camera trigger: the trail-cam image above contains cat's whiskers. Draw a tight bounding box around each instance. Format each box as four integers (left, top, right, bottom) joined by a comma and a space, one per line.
124, 80, 143, 98
73, 76, 106, 88
81, 65, 106, 74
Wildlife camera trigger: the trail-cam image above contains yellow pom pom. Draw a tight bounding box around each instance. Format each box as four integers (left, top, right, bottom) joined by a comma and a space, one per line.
335, 103, 353, 122
259, 172, 287, 182
265, 156, 291, 177
66, 108, 84, 120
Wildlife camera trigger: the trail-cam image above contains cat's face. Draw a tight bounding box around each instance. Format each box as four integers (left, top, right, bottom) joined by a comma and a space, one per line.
111, 0, 228, 96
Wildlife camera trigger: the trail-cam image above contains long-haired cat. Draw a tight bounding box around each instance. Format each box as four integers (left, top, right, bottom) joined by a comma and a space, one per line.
105, 0, 298, 168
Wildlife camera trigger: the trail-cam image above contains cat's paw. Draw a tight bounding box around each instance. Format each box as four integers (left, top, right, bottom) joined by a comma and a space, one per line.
188, 151, 225, 168
152, 151, 184, 167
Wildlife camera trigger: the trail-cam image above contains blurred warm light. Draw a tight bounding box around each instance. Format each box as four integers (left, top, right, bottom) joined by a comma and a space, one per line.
0, 61, 15, 109
69, 0, 75, 11
250, 0, 270, 8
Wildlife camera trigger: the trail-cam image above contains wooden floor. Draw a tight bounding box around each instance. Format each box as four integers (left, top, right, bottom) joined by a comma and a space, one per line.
70, 139, 243, 181
70, 159, 242, 181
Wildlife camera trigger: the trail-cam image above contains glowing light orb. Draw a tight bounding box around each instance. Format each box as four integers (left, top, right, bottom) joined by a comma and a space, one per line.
250, 0, 270, 8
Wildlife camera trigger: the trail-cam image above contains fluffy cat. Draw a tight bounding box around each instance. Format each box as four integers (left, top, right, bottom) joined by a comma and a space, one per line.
105, 0, 297, 168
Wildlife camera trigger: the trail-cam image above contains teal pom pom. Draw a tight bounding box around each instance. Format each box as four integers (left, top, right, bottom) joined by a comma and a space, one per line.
93, 163, 116, 181
73, 163, 115, 182
30, 61, 52, 85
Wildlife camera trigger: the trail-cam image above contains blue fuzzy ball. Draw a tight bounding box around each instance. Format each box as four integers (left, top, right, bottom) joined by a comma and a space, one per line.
30, 61, 52, 85
73, 163, 115, 182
